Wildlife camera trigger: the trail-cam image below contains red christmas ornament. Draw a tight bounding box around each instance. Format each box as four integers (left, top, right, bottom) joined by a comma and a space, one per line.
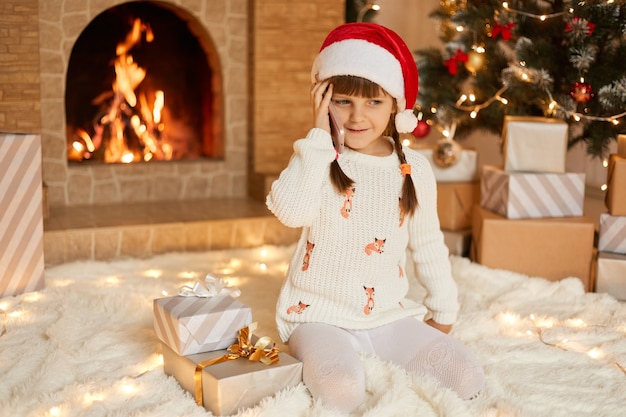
570, 81, 593, 103
412, 120, 431, 138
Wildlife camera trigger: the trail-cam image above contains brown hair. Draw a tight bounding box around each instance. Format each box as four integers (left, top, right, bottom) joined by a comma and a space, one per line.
328, 75, 418, 217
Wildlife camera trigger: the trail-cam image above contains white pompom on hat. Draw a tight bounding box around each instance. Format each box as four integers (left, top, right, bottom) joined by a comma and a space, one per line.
311, 22, 419, 133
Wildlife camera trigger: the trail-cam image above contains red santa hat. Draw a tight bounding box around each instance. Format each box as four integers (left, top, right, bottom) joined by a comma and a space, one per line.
311, 22, 419, 133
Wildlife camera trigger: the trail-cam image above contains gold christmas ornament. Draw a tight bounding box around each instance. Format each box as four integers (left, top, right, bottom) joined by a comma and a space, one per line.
464, 50, 485, 73
433, 139, 462, 168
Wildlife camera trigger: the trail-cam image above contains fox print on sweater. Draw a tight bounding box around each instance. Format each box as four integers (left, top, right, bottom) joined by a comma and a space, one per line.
266, 128, 458, 343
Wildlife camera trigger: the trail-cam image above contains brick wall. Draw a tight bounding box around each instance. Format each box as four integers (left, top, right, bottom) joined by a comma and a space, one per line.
0, 0, 343, 202
248, 0, 345, 200
0, 0, 41, 133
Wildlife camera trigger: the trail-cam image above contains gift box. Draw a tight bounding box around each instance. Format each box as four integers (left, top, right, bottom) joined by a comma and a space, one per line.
414, 146, 478, 182
471, 206, 595, 290
605, 154, 626, 216
162, 329, 302, 416
595, 252, 626, 301
598, 213, 626, 254
0, 133, 45, 298
442, 228, 471, 257
480, 165, 585, 219
437, 182, 480, 231
618, 134, 626, 157
502, 116, 568, 173
154, 293, 253, 356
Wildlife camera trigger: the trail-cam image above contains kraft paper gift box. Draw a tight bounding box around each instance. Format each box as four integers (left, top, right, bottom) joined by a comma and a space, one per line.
605, 154, 626, 216
502, 116, 568, 173
154, 291, 252, 356
442, 228, 472, 257
437, 182, 480, 231
595, 252, 626, 300
471, 206, 595, 290
618, 134, 626, 157
414, 146, 478, 182
480, 165, 585, 219
162, 338, 302, 415
0, 133, 45, 298
598, 213, 626, 254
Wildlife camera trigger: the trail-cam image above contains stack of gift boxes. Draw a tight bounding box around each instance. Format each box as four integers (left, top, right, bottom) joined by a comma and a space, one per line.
153, 276, 302, 415
471, 116, 595, 291
415, 141, 480, 256
595, 134, 626, 300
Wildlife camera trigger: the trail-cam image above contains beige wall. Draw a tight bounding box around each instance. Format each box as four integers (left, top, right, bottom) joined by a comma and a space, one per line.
372, 0, 442, 53
0, 0, 41, 133
248, 0, 345, 199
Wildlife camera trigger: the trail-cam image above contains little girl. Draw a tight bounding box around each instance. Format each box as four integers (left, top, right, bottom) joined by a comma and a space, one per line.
266, 22, 484, 413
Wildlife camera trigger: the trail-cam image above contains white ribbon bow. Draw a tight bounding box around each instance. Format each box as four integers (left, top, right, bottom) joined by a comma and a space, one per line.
178, 274, 241, 298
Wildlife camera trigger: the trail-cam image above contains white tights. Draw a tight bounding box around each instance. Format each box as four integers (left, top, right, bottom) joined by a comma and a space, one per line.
288, 317, 485, 413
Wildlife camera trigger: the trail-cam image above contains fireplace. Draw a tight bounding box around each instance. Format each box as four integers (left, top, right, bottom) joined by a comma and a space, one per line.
65, 2, 221, 164
40, 0, 247, 207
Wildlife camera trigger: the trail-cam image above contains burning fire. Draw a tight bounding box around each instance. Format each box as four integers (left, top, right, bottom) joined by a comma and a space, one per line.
68, 18, 171, 163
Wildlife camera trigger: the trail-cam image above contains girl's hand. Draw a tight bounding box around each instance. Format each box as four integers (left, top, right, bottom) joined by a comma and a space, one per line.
425, 319, 453, 334
311, 79, 333, 133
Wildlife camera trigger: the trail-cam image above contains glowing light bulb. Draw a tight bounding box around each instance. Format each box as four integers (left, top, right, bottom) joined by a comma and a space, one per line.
144, 269, 162, 279
587, 348, 603, 359
120, 382, 138, 394
601, 184, 608, 191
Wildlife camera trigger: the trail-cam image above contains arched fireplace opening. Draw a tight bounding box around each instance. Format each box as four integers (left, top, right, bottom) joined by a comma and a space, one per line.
65, 1, 223, 164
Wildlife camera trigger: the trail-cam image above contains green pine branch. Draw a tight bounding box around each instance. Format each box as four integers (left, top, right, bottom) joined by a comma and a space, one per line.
415, 0, 626, 158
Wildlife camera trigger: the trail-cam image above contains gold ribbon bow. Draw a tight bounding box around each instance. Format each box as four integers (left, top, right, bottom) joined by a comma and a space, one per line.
193, 322, 280, 406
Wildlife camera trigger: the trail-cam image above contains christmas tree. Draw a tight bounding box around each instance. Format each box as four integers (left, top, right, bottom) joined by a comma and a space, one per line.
415, 0, 626, 157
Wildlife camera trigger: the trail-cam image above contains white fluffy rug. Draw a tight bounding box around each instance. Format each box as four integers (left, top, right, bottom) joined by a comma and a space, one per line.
1, 245, 625, 417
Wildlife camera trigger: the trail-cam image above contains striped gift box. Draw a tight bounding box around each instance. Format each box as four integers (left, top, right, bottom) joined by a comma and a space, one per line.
480, 165, 585, 219
0, 133, 45, 297
595, 252, 626, 300
154, 295, 252, 355
598, 213, 626, 254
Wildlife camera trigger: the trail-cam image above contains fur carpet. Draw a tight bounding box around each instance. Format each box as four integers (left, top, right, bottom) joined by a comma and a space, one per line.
0, 245, 624, 417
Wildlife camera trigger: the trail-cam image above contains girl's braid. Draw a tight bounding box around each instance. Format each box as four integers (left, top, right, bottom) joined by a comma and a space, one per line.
392, 132, 418, 216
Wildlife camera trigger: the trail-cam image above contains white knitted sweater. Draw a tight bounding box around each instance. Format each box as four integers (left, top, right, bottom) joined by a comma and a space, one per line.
266, 128, 458, 343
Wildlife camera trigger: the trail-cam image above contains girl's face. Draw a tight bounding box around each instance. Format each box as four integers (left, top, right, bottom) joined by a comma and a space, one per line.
331, 91, 395, 156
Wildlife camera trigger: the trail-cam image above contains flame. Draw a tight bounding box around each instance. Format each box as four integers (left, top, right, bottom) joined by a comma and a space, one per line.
71, 17, 175, 164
